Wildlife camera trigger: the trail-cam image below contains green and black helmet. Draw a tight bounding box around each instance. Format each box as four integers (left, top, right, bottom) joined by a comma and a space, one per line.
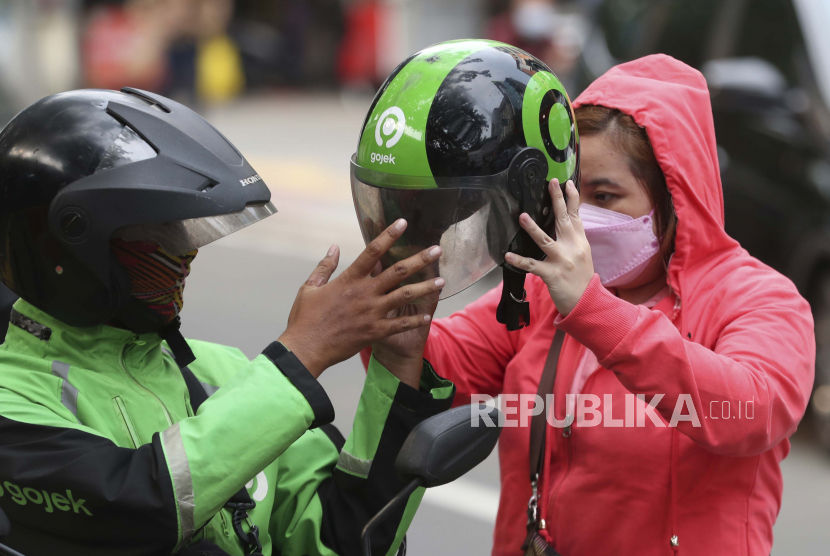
351, 39, 579, 330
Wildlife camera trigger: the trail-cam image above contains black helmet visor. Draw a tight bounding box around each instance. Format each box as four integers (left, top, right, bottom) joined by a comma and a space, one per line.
101, 124, 278, 254
115, 202, 277, 255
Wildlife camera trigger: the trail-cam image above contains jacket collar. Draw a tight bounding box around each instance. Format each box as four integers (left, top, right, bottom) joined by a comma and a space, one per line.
5, 299, 165, 373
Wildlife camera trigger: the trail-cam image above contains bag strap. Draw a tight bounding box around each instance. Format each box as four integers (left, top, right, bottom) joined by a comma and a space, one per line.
526, 329, 566, 529
529, 329, 566, 481
180, 366, 209, 412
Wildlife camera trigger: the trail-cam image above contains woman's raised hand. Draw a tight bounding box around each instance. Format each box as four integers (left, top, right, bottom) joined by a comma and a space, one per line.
504, 179, 594, 316
278, 219, 444, 380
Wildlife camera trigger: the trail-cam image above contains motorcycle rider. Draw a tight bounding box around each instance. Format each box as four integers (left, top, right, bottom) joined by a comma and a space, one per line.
0, 88, 454, 556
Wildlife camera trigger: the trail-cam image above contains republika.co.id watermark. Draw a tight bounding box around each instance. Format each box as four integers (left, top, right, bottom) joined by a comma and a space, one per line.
469, 394, 755, 428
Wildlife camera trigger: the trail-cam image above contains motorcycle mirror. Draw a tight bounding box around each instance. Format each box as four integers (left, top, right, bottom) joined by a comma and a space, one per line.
394, 404, 502, 487
362, 404, 502, 556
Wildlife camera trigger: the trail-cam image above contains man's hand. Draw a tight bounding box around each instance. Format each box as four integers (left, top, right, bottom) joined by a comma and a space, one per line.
278, 219, 444, 379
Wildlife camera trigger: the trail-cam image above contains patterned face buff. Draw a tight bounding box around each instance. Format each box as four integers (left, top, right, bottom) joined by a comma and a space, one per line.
111, 239, 198, 323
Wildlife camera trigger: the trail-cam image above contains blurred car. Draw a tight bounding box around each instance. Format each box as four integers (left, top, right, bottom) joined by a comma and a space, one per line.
576, 0, 830, 448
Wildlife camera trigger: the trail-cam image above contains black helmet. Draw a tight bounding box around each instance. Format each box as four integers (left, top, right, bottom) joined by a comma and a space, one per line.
0, 88, 275, 337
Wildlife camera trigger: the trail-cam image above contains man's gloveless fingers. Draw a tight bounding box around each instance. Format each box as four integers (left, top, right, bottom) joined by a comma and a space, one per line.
377, 314, 433, 338
348, 219, 407, 278
375, 245, 442, 292
305, 244, 340, 287
383, 277, 445, 311
370, 260, 383, 278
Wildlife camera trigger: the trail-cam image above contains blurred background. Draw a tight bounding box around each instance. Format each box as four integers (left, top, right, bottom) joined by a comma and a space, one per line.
2, 0, 830, 553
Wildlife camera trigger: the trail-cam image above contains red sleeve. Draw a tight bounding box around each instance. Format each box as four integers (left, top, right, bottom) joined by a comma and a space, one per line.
360, 283, 517, 404
555, 274, 815, 456
360, 347, 372, 370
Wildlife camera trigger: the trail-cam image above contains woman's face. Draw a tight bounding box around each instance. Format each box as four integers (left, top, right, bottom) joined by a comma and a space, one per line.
578, 133, 652, 219
578, 132, 667, 288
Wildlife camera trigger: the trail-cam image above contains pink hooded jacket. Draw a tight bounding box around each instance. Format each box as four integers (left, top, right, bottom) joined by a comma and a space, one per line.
411, 55, 815, 555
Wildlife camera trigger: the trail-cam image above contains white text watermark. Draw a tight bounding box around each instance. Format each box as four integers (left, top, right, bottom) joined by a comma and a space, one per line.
470, 394, 755, 428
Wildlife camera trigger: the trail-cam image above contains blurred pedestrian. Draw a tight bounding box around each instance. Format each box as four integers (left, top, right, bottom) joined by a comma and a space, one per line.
0, 0, 80, 110
487, 0, 588, 87
193, 0, 245, 103
487, 0, 558, 66
83, 0, 177, 91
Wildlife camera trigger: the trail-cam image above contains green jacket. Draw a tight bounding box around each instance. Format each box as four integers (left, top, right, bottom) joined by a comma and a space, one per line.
0, 300, 454, 556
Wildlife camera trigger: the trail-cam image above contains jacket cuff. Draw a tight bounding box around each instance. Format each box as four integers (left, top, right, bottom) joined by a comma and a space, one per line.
262, 341, 335, 428
420, 359, 455, 399
554, 274, 640, 360
368, 355, 455, 416
405, 359, 455, 414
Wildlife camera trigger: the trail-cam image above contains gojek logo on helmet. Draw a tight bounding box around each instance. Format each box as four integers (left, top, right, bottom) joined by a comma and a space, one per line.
371, 106, 405, 165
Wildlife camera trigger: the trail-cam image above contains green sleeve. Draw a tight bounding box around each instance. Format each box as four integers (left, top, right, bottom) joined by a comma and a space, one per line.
163, 348, 327, 546
269, 355, 454, 556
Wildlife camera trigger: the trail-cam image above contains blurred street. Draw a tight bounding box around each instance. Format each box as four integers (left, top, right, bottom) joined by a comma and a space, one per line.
180, 96, 830, 555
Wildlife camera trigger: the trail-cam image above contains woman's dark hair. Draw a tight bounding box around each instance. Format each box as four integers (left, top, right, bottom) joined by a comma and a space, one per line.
574, 105, 677, 265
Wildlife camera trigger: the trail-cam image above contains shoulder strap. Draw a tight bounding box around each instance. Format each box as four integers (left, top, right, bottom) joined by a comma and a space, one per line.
177, 366, 249, 507
180, 367, 209, 412
529, 329, 566, 482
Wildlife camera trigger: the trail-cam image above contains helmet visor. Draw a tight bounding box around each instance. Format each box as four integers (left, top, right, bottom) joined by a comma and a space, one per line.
351, 167, 520, 301
115, 202, 277, 256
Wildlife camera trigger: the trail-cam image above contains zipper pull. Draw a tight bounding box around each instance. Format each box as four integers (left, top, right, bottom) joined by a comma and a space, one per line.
672, 295, 682, 321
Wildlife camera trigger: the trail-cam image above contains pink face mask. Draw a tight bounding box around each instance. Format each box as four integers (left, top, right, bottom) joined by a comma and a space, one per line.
579, 204, 659, 287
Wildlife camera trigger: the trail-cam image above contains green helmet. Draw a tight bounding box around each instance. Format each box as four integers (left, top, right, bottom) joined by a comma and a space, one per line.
351, 39, 579, 330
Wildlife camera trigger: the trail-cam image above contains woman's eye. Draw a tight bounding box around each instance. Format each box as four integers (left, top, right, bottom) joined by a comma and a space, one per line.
594, 192, 617, 202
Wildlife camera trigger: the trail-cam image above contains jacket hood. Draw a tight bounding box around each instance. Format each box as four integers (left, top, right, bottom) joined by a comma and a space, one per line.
573, 54, 740, 295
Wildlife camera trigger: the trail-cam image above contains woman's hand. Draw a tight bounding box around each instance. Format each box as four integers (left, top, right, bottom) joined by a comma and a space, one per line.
504, 179, 594, 316
278, 219, 444, 379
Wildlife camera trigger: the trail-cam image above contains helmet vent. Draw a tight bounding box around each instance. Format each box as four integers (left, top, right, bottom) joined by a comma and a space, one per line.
120, 87, 172, 113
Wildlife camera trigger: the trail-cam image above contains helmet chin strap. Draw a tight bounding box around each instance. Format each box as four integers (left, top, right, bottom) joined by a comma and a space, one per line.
497, 262, 530, 331
111, 299, 196, 367
159, 317, 196, 367
497, 147, 550, 332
